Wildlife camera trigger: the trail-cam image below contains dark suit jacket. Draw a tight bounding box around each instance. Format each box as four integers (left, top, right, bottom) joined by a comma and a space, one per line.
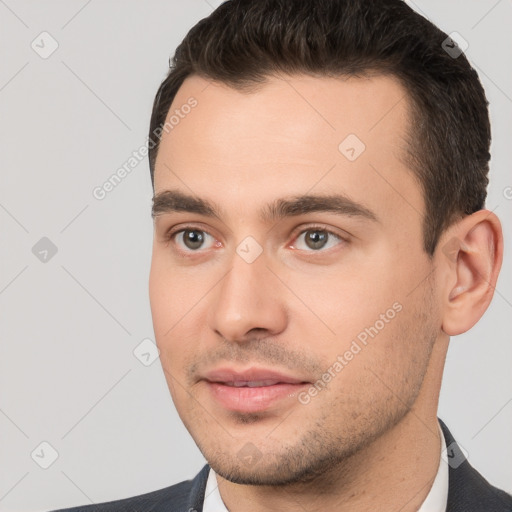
51, 418, 512, 511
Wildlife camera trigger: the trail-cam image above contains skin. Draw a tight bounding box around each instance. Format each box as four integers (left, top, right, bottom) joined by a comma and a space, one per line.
149, 73, 503, 511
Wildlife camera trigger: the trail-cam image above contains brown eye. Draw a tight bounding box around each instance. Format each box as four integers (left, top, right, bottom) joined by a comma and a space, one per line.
304, 230, 328, 250
292, 228, 344, 252
181, 229, 206, 250
166, 225, 218, 255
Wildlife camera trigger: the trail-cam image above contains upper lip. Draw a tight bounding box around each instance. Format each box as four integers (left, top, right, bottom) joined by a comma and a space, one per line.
203, 367, 309, 385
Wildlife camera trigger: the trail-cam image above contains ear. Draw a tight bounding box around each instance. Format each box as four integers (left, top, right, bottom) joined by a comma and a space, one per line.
437, 210, 503, 336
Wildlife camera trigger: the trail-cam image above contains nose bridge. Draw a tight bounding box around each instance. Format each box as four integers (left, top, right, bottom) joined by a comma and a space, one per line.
208, 244, 287, 342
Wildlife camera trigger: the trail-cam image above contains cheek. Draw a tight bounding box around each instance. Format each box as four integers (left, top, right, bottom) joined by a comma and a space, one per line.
149, 255, 217, 383
309, 298, 433, 424
149, 258, 192, 371
149, 252, 199, 334
286, 254, 402, 337
149, 259, 172, 339
149, 263, 196, 410
286, 252, 428, 385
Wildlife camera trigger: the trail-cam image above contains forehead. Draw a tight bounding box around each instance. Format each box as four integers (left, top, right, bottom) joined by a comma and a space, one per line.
153, 73, 423, 224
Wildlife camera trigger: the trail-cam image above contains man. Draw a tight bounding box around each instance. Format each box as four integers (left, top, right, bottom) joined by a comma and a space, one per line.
53, 0, 511, 510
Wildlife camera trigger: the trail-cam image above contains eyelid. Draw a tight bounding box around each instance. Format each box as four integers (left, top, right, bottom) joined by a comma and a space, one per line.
163, 222, 215, 241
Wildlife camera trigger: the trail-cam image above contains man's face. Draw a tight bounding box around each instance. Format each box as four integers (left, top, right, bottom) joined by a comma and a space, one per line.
149, 74, 441, 485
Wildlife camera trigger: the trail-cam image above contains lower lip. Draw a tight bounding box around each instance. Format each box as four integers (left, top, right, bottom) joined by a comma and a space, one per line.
206, 381, 309, 413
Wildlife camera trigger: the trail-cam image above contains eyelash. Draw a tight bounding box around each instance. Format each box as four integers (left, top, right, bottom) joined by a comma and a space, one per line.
163, 224, 348, 256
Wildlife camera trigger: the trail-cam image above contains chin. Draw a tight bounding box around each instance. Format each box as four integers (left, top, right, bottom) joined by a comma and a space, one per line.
207, 444, 350, 487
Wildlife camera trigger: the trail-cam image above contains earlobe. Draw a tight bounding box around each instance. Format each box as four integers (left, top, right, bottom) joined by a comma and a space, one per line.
439, 210, 503, 336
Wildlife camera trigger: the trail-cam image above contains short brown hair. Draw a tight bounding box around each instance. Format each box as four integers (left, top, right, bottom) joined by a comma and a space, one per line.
148, 0, 491, 255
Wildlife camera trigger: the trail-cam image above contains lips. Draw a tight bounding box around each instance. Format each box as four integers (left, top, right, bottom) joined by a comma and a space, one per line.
202, 367, 309, 413
203, 367, 307, 386
223, 379, 282, 387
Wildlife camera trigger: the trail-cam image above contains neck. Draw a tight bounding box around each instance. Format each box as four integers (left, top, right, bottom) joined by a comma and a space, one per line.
215, 339, 447, 512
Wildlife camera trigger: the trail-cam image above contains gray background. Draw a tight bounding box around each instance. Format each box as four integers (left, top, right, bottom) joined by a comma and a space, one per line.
0, 1, 510, 510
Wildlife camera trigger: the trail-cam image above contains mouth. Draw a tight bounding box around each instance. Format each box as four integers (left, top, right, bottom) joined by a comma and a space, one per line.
222, 379, 290, 387
202, 367, 310, 413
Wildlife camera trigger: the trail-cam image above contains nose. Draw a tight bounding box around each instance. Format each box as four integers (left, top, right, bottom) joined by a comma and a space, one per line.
207, 248, 288, 344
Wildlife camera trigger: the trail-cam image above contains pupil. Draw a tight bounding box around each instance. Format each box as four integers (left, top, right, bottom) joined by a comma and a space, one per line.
184, 230, 204, 249
306, 230, 327, 249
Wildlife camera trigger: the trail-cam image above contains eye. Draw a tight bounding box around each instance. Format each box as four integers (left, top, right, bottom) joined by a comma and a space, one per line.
291, 227, 344, 251
163, 225, 346, 255
170, 228, 217, 252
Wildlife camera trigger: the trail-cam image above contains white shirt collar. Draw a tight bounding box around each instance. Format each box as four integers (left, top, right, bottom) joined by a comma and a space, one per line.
203, 463, 229, 512
417, 421, 449, 512
203, 421, 448, 512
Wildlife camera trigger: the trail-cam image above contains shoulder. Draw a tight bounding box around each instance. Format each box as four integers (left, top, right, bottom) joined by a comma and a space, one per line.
49, 464, 210, 512
439, 418, 512, 512
447, 458, 512, 511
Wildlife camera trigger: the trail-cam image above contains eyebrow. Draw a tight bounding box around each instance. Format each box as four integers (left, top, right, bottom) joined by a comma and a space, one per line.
151, 189, 379, 224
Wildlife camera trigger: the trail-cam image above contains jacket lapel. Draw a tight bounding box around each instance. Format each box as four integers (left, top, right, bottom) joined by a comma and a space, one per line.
439, 417, 512, 511
185, 463, 210, 512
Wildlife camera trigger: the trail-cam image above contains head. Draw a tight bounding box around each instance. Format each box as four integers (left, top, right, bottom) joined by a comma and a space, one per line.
148, 0, 502, 486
